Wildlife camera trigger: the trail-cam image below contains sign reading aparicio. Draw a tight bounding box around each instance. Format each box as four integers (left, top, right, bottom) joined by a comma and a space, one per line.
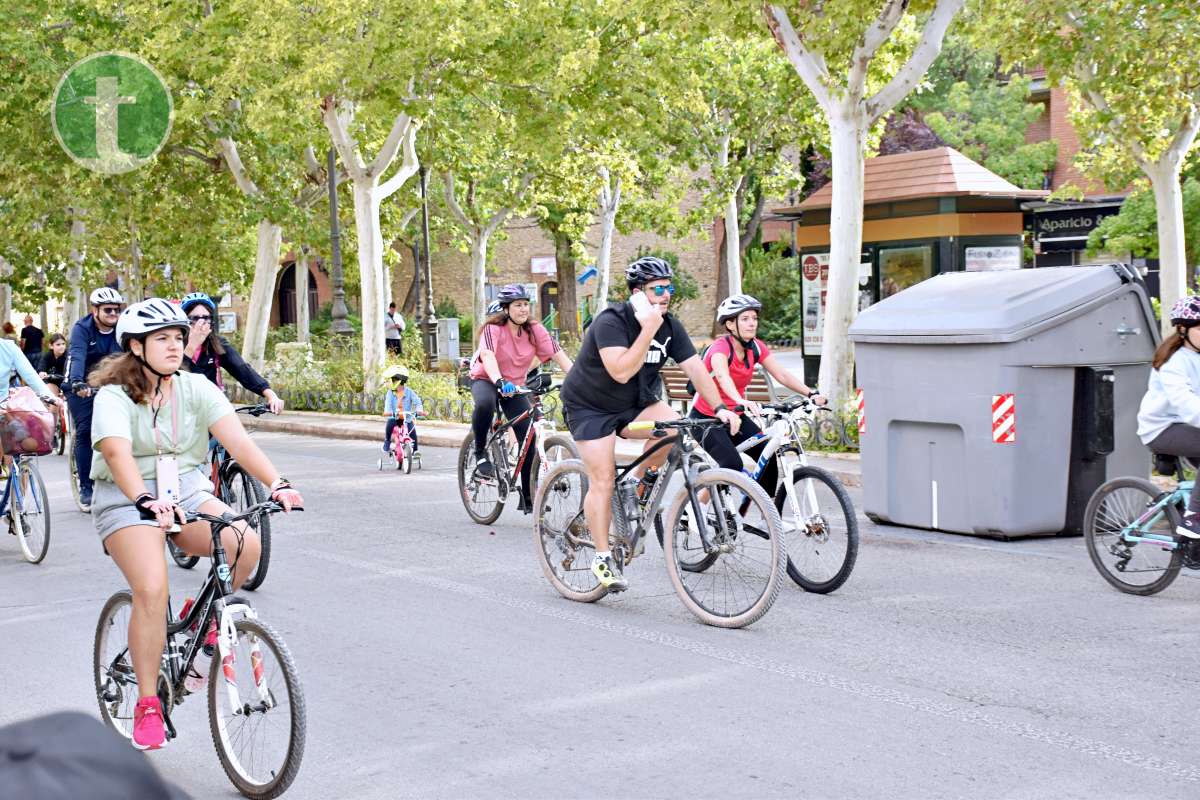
1034, 206, 1120, 239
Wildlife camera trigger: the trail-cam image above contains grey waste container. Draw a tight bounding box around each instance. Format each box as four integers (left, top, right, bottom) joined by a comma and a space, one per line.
848, 264, 1158, 539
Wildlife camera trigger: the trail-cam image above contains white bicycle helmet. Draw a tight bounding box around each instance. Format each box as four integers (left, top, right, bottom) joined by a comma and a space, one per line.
116, 299, 190, 350
89, 287, 125, 306
381, 364, 409, 382
716, 293, 763, 323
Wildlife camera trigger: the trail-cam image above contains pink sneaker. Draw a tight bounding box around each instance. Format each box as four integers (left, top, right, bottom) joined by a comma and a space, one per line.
132, 697, 167, 750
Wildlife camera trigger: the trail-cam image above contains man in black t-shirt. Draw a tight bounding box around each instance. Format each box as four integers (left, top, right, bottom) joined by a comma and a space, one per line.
19, 314, 43, 360
560, 256, 739, 591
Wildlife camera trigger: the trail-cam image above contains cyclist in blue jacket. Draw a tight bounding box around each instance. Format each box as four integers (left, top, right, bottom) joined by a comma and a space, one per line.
66, 287, 125, 510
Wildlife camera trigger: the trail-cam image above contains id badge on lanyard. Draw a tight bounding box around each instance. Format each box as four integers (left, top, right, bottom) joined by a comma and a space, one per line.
154, 394, 182, 503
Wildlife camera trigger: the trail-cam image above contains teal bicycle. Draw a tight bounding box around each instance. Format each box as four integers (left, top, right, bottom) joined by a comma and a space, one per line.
1084, 455, 1200, 595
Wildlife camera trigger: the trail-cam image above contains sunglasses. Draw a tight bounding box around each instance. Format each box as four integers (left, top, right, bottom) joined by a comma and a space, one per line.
98, 306, 121, 314
189, 315, 212, 323
646, 284, 675, 296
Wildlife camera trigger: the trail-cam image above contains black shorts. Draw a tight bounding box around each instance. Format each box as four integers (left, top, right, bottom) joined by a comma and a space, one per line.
563, 403, 645, 442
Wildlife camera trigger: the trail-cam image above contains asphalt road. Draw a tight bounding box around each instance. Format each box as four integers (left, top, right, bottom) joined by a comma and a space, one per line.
3, 433, 1198, 799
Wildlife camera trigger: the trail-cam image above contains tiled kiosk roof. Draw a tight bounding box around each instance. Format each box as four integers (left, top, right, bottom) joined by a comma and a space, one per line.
783, 147, 1047, 213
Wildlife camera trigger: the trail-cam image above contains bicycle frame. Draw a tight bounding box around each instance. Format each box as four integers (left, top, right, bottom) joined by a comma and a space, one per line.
485, 388, 559, 489
1119, 482, 1192, 551
613, 423, 736, 559
734, 405, 822, 533
0, 455, 41, 519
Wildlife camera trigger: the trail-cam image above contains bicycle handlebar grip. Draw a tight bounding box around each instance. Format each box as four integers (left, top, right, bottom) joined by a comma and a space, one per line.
627, 421, 656, 432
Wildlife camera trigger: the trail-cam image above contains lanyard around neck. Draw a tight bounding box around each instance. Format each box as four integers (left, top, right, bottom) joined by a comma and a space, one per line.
152, 386, 181, 457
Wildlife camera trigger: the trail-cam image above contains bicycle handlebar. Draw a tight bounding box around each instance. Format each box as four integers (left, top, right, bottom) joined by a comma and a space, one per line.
236, 404, 271, 417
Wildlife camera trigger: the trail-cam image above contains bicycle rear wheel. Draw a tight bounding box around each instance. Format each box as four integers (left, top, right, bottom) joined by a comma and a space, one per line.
94, 590, 138, 740
457, 436, 505, 525
775, 466, 858, 593
662, 469, 784, 628
533, 459, 608, 602
223, 464, 272, 592
1084, 477, 1183, 595
13, 459, 50, 564
54, 410, 66, 455
168, 538, 200, 569
208, 617, 305, 800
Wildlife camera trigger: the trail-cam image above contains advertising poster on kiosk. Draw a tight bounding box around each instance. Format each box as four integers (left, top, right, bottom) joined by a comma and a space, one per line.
801, 253, 829, 356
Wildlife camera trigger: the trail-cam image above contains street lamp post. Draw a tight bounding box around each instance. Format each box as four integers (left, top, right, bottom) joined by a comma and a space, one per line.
419, 166, 439, 369
327, 148, 353, 336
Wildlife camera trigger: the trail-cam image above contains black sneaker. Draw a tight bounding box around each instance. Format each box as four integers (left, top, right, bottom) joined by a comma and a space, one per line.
474, 457, 495, 480
517, 494, 533, 515
1176, 514, 1200, 540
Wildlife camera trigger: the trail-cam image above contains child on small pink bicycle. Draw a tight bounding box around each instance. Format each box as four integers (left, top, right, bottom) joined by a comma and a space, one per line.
382, 365, 424, 455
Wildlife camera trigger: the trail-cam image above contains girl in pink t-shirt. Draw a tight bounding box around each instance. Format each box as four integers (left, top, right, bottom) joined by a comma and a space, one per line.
467, 285, 573, 510
689, 294, 826, 496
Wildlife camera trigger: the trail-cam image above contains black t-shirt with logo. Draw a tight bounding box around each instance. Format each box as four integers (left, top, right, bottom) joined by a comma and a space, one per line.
561, 302, 696, 413
20, 326, 43, 357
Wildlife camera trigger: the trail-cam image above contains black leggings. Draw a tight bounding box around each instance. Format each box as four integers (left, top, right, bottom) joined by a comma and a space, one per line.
688, 408, 779, 496
1148, 423, 1200, 513
471, 379, 534, 500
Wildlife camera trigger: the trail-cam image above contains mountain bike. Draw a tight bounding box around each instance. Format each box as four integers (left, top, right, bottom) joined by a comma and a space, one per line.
733, 400, 858, 594
168, 405, 273, 591
533, 416, 785, 628
377, 411, 424, 474
1, 453, 50, 564
1084, 454, 1200, 595
95, 501, 305, 799
457, 373, 579, 525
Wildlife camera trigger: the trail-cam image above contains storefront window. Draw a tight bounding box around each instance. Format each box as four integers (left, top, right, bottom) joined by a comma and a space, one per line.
879, 245, 933, 298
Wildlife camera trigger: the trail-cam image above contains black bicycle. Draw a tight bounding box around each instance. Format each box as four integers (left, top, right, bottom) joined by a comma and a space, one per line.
457, 372, 579, 524
95, 501, 305, 800
533, 416, 785, 628
168, 405, 273, 591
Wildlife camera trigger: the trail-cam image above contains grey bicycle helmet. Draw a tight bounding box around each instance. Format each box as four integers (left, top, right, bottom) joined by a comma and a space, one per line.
624, 256, 673, 289
716, 293, 763, 323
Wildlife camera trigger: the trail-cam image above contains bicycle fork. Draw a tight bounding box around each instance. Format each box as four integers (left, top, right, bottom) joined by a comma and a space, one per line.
216, 601, 274, 716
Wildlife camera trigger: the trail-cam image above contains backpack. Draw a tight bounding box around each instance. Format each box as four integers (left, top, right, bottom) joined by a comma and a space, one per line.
685, 335, 762, 396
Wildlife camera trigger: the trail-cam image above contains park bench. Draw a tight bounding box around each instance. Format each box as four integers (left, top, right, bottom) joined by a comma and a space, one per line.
659, 363, 784, 414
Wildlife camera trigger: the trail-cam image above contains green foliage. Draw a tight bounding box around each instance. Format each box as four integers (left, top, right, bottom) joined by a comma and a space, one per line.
608, 248, 699, 304
743, 243, 802, 342
910, 36, 1057, 189
1086, 179, 1200, 271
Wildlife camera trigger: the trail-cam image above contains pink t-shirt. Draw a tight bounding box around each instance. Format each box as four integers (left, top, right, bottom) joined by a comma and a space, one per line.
469, 321, 560, 385
693, 335, 772, 416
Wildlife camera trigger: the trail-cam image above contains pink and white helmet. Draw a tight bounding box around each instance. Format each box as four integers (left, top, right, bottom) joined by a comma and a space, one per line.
1169, 295, 1200, 326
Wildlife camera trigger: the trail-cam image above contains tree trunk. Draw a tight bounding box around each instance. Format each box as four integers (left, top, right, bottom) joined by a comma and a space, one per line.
295, 247, 311, 343
1146, 161, 1189, 336
349, 182, 388, 390
0, 258, 10, 323
554, 231, 579, 341
817, 106, 868, 405
68, 215, 87, 327
242, 219, 282, 369
596, 171, 621, 310
723, 186, 742, 295
470, 237, 489, 332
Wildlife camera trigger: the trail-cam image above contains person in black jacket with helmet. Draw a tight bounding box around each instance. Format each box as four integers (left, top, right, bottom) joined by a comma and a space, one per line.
179, 292, 284, 414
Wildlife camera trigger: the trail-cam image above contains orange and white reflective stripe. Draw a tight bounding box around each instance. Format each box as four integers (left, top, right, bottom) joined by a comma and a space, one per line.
992, 394, 1015, 443
855, 389, 865, 435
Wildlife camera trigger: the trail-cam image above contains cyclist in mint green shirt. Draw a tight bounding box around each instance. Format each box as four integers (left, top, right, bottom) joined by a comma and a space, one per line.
88, 299, 304, 752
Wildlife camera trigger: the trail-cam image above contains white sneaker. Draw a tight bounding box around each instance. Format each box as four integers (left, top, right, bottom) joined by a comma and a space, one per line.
1175, 515, 1200, 539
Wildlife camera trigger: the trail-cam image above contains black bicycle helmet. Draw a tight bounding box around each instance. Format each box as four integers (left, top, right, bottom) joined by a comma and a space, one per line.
495, 284, 530, 306
624, 256, 673, 289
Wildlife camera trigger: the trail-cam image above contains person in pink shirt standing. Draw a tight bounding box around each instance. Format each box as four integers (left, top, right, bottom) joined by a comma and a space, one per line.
467, 284, 573, 512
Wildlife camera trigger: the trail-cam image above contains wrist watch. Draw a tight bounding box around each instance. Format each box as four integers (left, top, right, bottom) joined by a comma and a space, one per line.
713, 402, 728, 414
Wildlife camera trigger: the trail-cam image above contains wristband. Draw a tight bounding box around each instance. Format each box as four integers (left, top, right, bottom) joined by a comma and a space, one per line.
494, 378, 505, 392
713, 403, 728, 414
133, 493, 156, 513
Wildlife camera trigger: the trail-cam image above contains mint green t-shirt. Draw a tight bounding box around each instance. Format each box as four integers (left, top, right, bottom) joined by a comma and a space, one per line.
90, 370, 234, 482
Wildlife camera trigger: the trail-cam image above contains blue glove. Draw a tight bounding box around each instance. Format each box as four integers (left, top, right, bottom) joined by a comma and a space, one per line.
500, 381, 517, 397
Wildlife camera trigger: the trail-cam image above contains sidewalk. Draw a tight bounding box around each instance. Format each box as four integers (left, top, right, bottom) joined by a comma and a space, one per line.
243, 409, 862, 487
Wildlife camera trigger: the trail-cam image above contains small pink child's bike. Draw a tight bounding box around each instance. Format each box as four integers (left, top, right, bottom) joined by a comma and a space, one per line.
378, 412, 424, 474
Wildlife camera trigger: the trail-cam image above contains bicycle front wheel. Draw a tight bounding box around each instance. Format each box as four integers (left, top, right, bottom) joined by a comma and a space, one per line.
402, 442, 413, 474
208, 617, 306, 800
457, 436, 505, 525
224, 464, 272, 592
533, 459, 608, 603
94, 590, 138, 740
1084, 477, 1183, 595
776, 466, 859, 593
14, 459, 50, 564
67, 426, 86, 513
663, 468, 785, 628
168, 538, 200, 569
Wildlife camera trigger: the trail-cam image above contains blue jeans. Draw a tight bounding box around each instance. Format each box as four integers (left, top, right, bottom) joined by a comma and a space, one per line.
383, 418, 418, 451
66, 394, 95, 495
